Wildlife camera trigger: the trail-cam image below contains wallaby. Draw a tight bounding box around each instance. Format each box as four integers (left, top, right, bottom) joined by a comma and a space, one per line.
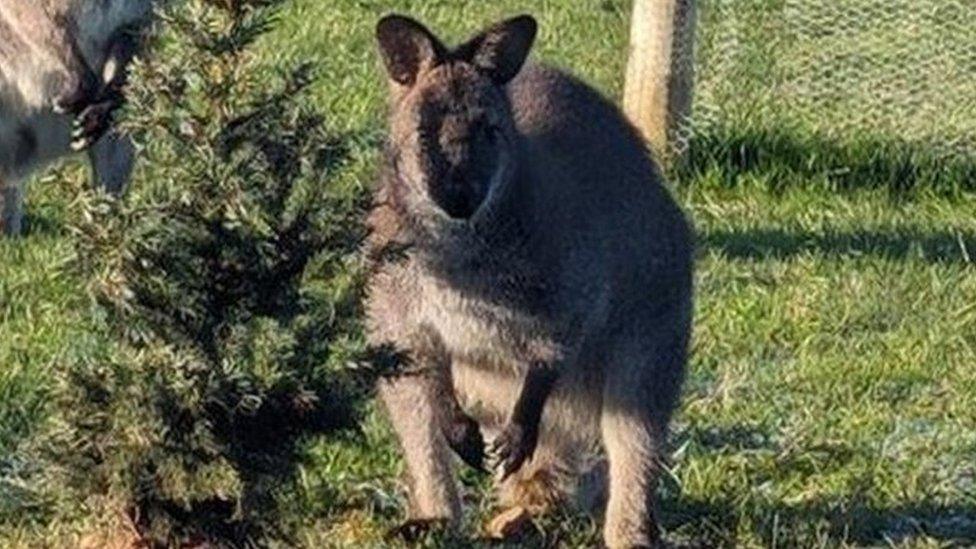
366, 13, 693, 548
0, 0, 151, 235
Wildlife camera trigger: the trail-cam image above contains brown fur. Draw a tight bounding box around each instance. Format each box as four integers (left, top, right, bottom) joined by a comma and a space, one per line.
367, 14, 693, 548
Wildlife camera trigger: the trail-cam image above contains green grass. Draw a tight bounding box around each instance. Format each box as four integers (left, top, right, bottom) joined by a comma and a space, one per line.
2, 0, 975, 546
0, 170, 94, 456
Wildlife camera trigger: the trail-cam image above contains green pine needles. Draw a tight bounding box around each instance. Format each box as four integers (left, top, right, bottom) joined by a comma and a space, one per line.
28, 1, 384, 544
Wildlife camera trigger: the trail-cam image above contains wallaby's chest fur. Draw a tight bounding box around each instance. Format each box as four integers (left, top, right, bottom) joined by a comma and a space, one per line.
368, 206, 559, 373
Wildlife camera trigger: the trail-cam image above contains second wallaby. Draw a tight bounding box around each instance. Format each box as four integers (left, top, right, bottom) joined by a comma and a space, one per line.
0, 0, 151, 235
366, 13, 693, 548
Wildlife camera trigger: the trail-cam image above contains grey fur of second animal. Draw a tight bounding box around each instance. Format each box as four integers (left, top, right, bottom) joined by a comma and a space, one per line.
0, 0, 151, 235
367, 13, 694, 548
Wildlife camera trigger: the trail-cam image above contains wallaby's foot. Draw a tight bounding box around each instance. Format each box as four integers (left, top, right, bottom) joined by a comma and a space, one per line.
442, 412, 486, 471
604, 539, 663, 549
71, 97, 121, 151
601, 543, 661, 549
385, 517, 451, 543
487, 421, 539, 481
484, 505, 533, 541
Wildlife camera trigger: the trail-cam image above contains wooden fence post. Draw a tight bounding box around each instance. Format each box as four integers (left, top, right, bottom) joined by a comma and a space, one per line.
623, 0, 697, 163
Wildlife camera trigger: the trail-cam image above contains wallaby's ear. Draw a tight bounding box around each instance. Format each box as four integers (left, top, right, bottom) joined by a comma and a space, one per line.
457, 15, 537, 85
376, 14, 447, 87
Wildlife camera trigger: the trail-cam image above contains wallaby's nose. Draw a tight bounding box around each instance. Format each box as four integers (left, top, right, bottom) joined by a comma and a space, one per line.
430, 166, 478, 219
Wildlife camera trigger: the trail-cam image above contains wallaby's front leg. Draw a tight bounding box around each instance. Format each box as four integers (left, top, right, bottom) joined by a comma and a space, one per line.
412, 326, 486, 471
488, 362, 559, 481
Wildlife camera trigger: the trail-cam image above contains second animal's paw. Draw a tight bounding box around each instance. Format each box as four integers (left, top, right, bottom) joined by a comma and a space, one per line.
487, 422, 539, 482
70, 99, 120, 151
53, 71, 100, 116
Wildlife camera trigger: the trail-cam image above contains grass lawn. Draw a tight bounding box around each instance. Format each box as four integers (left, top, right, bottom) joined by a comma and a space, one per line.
2, 0, 975, 546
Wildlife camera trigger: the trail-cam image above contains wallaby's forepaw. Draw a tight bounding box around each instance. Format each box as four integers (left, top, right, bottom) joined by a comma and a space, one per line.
385, 518, 451, 543
71, 98, 120, 151
487, 422, 538, 482
443, 414, 486, 471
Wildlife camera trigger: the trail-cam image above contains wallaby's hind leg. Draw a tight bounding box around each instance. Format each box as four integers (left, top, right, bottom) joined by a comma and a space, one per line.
89, 131, 135, 195
0, 181, 24, 236
600, 332, 686, 548
600, 405, 665, 548
378, 374, 462, 533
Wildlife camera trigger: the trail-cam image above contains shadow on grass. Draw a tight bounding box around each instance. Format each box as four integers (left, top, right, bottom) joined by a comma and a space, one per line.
664, 496, 976, 547
702, 226, 976, 264
679, 424, 778, 453
677, 124, 976, 194
659, 425, 976, 546
422, 494, 976, 548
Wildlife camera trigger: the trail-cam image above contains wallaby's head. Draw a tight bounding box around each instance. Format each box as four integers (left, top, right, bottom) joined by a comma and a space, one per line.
376, 14, 537, 220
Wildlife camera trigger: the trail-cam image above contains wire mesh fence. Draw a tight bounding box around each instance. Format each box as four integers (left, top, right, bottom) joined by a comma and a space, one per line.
674, 0, 976, 189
